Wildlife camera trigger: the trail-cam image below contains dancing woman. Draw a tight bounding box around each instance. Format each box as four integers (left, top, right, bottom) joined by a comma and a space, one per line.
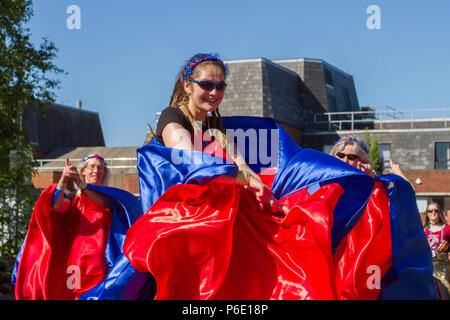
152, 53, 285, 213
14, 154, 142, 300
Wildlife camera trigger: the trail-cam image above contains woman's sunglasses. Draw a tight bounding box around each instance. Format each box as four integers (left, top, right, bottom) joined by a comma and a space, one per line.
336, 152, 360, 161
427, 209, 440, 213
191, 79, 227, 92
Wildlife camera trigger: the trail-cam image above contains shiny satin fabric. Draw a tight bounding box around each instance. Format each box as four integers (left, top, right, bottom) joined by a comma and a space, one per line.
14, 183, 112, 300
376, 174, 438, 299
124, 176, 345, 299
123, 116, 436, 300
222, 116, 376, 251
80, 116, 379, 300
63, 116, 434, 300
334, 181, 392, 299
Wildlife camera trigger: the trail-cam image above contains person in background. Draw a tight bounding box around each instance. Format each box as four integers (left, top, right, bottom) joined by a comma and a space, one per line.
330, 134, 411, 187
153, 53, 285, 214
329, 134, 373, 175
52, 155, 110, 212
14, 154, 115, 300
444, 209, 450, 226
424, 202, 450, 299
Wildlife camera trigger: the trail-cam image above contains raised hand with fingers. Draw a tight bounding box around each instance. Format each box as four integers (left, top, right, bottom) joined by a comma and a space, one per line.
61, 158, 81, 186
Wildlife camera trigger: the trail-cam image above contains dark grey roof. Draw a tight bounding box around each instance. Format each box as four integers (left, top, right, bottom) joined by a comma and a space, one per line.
220, 57, 360, 130
23, 103, 105, 155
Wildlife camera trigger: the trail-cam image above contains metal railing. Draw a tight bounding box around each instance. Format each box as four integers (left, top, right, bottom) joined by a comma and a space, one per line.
34, 157, 138, 171
314, 106, 449, 131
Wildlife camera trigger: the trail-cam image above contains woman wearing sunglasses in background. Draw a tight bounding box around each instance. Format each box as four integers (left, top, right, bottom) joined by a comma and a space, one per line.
329, 134, 373, 175
329, 134, 410, 183
424, 202, 450, 299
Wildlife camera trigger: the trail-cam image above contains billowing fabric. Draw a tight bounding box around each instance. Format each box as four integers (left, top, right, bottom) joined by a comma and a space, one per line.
122, 116, 437, 299
12, 183, 143, 300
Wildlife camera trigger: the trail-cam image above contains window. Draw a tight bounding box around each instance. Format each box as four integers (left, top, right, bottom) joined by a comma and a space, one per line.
324, 68, 334, 86
415, 197, 428, 214
378, 143, 391, 170
435, 142, 450, 169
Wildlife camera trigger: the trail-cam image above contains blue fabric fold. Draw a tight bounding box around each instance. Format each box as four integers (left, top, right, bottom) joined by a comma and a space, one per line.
377, 174, 438, 299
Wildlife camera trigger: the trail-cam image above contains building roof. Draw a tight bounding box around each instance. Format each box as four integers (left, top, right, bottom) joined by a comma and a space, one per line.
23, 103, 105, 156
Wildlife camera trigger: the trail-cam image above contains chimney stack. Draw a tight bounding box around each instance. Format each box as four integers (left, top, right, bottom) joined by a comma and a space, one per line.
76, 100, 82, 109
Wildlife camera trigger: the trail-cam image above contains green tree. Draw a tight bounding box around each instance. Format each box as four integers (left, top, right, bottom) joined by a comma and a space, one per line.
369, 138, 383, 174
0, 0, 63, 293
363, 128, 383, 174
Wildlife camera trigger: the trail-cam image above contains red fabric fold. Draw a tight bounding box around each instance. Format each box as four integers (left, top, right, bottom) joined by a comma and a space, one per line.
15, 184, 112, 300
333, 181, 392, 300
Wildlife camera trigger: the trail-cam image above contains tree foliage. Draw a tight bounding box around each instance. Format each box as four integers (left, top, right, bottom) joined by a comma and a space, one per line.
0, 0, 63, 270
369, 138, 382, 174
363, 128, 382, 174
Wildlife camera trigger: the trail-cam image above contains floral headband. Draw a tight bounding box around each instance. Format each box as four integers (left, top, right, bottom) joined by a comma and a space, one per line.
183, 53, 229, 82
81, 154, 106, 164
335, 134, 369, 154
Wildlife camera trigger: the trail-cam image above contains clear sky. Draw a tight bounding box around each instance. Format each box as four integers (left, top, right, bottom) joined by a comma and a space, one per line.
27, 0, 450, 147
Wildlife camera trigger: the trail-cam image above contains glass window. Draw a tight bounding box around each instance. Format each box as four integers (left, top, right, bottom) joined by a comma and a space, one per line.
378, 143, 391, 170
324, 68, 334, 86
435, 142, 450, 169
416, 197, 428, 214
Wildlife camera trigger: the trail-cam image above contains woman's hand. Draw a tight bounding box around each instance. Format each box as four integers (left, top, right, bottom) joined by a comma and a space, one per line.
61, 158, 81, 185
248, 175, 289, 215
356, 161, 374, 176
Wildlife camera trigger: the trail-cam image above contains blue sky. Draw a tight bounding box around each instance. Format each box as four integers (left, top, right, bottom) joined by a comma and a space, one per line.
28, 0, 450, 146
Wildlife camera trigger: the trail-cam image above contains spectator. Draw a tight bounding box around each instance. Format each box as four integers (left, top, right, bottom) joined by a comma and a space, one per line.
424, 202, 450, 299
14, 154, 119, 299
444, 209, 450, 226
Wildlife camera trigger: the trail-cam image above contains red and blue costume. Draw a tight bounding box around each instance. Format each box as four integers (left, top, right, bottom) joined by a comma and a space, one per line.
13, 116, 437, 299
122, 116, 437, 299
12, 183, 148, 300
